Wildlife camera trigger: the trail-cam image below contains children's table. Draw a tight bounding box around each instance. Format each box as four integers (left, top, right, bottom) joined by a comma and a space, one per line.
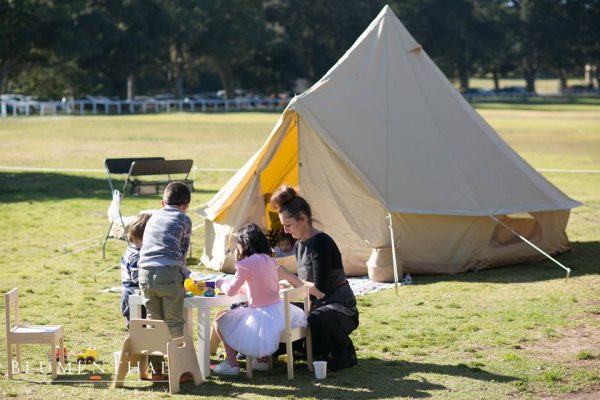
128, 293, 247, 378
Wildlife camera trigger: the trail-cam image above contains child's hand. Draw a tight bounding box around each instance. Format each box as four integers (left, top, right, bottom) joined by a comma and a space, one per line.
215, 278, 225, 290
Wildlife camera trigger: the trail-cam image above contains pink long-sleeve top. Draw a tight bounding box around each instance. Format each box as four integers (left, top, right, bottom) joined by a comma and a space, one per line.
220, 253, 279, 308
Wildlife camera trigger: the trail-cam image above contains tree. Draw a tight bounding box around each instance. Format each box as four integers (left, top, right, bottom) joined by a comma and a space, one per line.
540, 0, 588, 92
185, 0, 272, 98
393, 0, 491, 92
0, 0, 44, 92
263, 0, 385, 91
509, 0, 550, 92
470, 0, 517, 91
62, 0, 170, 99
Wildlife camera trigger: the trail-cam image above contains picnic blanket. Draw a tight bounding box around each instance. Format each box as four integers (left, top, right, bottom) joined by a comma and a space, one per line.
347, 276, 397, 296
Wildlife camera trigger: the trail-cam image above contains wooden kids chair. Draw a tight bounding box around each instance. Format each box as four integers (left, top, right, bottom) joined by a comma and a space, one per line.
4, 288, 65, 379
112, 319, 202, 394
246, 285, 313, 379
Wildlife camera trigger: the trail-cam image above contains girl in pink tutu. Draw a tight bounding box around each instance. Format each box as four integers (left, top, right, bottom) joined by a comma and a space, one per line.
213, 223, 307, 375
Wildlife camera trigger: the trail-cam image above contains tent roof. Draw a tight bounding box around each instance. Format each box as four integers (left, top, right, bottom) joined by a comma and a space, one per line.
290, 5, 580, 216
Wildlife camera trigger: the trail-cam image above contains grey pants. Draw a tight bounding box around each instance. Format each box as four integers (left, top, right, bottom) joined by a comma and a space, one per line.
139, 265, 185, 338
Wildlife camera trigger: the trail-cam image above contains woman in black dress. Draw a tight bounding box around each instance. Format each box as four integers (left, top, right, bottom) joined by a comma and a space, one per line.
272, 185, 359, 370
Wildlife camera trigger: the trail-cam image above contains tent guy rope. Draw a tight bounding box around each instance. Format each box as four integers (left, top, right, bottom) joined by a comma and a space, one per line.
489, 215, 572, 281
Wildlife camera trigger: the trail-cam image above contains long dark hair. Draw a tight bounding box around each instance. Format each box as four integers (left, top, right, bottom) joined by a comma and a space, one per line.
269, 185, 312, 224
235, 223, 272, 259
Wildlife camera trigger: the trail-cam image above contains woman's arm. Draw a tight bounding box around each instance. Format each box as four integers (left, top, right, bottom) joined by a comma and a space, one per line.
277, 265, 325, 299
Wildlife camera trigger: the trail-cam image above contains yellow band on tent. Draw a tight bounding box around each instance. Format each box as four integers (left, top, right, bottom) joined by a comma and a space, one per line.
213, 112, 299, 224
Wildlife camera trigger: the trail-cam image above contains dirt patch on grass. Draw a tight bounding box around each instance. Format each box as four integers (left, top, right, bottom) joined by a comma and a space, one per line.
525, 312, 600, 399
548, 384, 600, 400
526, 325, 600, 362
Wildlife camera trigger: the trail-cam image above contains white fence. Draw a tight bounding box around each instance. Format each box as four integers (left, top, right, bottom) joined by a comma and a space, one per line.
0, 97, 289, 118
3, 92, 598, 118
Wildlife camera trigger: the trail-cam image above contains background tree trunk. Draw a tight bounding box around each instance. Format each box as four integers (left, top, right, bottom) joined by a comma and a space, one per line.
215, 62, 233, 99
492, 69, 500, 91
127, 74, 135, 101
173, 42, 185, 99
457, 53, 470, 92
458, 68, 470, 92
558, 70, 568, 93
524, 65, 537, 93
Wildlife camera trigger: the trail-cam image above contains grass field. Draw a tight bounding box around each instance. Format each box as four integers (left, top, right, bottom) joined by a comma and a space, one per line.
466, 78, 588, 94
0, 103, 599, 399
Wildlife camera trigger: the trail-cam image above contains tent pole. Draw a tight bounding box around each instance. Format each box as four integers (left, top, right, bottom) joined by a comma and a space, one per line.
387, 213, 400, 295
489, 215, 572, 282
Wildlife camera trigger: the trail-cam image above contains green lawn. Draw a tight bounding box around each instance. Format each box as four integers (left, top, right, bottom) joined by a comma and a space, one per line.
0, 105, 599, 399
466, 78, 588, 94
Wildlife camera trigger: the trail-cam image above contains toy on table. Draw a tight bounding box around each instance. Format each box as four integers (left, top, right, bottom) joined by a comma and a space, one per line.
184, 278, 219, 297
76, 348, 98, 364
184, 278, 206, 296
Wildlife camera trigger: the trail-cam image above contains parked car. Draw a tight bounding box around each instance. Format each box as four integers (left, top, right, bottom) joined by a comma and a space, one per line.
185, 92, 225, 103
132, 95, 155, 101
153, 93, 176, 101
84, 95, 114, 103
1, 94, 27, 102
462, 88, 494, 98
565, 84, 599, 94
495, 86, 536, 97
0, 94, 40, 113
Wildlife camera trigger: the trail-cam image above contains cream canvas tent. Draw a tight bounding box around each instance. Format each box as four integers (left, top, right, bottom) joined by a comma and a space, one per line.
199, 5, 580, 281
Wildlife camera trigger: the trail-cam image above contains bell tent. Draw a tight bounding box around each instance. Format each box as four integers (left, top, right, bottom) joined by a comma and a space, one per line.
199, 5, 580, 281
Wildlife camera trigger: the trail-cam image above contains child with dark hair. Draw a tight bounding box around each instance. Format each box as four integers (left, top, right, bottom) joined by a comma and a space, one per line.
120, 213, 152, 327
274, 231, 296, 258
212, 223, 307, 375
139, 182, 192, 338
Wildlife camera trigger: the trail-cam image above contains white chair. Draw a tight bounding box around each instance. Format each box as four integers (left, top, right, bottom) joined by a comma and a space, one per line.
113, 319, 202, 394
102, 189, 130, 259
246, 285, 313, 380
4, 288, 65, 379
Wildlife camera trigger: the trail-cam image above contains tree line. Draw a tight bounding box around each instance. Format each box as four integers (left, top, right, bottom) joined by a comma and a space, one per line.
1, 0, 598, 100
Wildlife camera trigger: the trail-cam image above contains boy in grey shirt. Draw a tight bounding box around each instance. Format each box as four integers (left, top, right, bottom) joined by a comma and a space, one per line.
139, 182, 192, 338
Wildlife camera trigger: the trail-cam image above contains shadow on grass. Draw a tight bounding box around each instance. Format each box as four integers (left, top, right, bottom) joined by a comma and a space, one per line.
44, 358, 518, 399
411, 241, 600, 286
0, 172, 217, 203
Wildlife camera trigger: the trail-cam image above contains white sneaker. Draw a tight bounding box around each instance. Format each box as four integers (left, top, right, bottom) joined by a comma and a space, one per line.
213, 360, 240, 375
251, 358, 270, 371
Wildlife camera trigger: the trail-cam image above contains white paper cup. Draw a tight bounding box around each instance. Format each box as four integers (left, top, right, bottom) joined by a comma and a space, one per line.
313, 361, 327, 379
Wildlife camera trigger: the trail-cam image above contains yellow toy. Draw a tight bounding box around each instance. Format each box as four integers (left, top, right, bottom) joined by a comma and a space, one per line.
76, 348, 98, 364
184, 278, 206, 296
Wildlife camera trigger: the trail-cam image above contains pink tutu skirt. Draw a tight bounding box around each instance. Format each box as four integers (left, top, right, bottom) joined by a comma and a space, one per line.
217, 300, 307, 358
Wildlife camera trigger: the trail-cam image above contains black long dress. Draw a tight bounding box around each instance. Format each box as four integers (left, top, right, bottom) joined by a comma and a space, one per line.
296, 231, 359, 370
